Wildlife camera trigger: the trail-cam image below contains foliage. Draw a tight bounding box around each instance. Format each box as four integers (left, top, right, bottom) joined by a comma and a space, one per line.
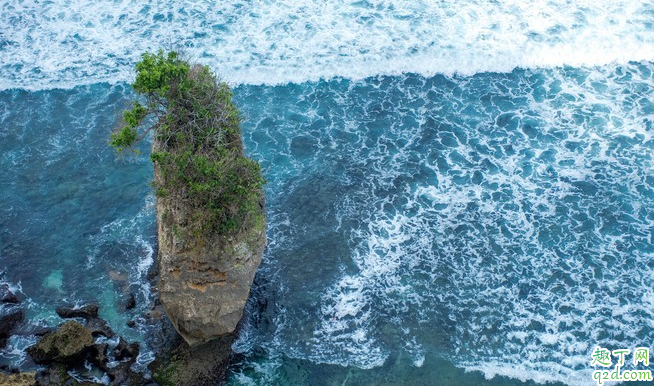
111, 50, 264, 238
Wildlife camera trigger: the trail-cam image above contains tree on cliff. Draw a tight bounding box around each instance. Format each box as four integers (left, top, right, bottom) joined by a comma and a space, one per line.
110, 51, 265, 237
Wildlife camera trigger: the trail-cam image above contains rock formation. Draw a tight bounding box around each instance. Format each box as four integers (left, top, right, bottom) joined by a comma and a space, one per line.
155, 172, 266, 346
0, 372, 36, 386
27, 320, 94, 365
110, 52, 267, 382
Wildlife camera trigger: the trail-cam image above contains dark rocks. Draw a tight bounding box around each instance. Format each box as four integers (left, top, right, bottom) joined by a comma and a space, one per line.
0, 308, 24, 349
107, 338, 142, 386
150, 333, 236, 386
90, 341, 144, 385
90, 343, 109, 371
22, 301, 157, 386
27, 320, 94, 365
56, 302, 115, 338
0, 284, 19, 304
125, 293, 136, 310
114, 338, 140, 362
27, 319, 148, 385
85, 316, 115, 338
0, 364, 19, 374
34, 363, 68, 385
56, 303, 99, 319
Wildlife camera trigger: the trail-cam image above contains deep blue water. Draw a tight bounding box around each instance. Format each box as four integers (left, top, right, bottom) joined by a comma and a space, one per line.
2, 1, 654, 385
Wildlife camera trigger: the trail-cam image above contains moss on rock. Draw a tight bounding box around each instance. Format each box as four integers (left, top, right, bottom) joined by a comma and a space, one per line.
27, 321, 94, 365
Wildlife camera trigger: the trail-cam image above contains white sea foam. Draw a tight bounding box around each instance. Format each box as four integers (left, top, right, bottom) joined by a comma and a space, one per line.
230, 62, 654, 384
1, 0, 653, 90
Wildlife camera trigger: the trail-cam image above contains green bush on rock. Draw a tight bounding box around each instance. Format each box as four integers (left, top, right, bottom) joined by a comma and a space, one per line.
111, 50, 265, 238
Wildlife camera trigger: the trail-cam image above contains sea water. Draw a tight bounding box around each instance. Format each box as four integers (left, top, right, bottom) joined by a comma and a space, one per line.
1, 1, 653, 385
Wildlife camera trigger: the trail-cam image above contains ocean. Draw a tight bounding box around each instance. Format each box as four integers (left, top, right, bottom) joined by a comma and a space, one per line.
1, 1, 654, 385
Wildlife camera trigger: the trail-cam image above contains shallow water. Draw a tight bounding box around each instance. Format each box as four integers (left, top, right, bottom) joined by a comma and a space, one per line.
1, 0, 654, 385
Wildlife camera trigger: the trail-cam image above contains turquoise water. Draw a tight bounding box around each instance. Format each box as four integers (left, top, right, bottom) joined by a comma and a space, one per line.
2, 1, 654, 385
0, 84, 157, 368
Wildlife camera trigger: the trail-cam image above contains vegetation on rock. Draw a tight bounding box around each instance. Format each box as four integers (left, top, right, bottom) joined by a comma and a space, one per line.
111, 51, 265, 237
27, 321, 94, 365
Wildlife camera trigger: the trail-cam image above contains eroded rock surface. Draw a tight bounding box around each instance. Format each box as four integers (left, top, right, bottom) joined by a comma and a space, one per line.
156, 193, 266, 346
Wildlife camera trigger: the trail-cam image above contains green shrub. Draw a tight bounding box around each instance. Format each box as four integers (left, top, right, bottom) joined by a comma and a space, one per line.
111, 50, 265, 239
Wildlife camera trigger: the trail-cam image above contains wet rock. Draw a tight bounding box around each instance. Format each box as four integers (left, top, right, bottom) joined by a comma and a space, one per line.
107, 361, 145, 386
0, 371, 36, 386
106, 339, 144, 386
34, 363, 102, 386
56, 303, 99, 319
113, 338, 139, 361
90, 343, 109, 372
0, 308, 24, 348
144, 312, 183, 364
0, 284, 19, 304
27, 321, 94, 365
85, 316, 115, 338
125, 293, 136, 310
146, 261, 158, 283
126, 320, 136, 328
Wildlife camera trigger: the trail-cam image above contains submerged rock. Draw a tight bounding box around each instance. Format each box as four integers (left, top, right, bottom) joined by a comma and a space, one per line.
108, 361, 145, 386
27, 320, 94, 365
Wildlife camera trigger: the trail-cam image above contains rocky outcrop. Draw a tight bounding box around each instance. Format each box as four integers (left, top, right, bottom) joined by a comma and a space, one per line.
27, 310, 145, 386
27, 321, 94, 365
110, 52, 266, 350
0, 372, 36, 386
156, 190, 266, 347
150, 334, 235, 386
